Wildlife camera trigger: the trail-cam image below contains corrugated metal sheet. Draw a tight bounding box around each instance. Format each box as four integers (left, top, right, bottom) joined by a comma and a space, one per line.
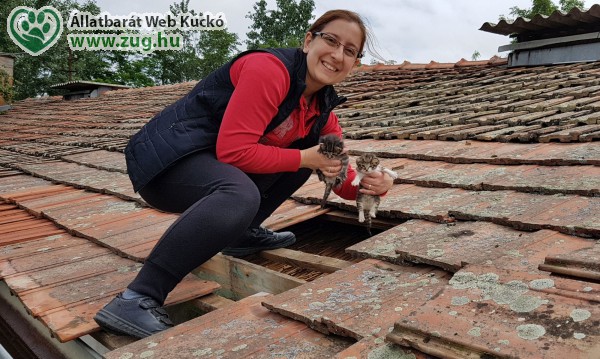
480, 4, 600, 40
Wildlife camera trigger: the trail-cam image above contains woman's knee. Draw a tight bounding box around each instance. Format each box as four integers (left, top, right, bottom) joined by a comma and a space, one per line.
220, 176, 261, 216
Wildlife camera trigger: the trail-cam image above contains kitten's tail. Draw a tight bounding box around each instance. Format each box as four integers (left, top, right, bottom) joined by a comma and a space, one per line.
364, 216, 372, 236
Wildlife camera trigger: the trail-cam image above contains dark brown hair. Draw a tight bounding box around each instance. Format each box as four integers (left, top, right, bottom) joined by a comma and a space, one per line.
308, 10, 367, 54
307, 9, 381, 61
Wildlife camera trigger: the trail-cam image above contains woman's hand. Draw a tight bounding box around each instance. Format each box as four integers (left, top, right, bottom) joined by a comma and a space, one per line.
359, 170, 394, 195
300, 145, 344, 178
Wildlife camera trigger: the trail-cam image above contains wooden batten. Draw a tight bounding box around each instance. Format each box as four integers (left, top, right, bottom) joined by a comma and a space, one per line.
193, 254, 305, 300
260, 248, 354, 273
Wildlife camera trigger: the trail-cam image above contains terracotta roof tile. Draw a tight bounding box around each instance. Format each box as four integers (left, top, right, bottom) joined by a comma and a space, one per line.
387, 265, 600, 358
106, 293, 353, 359
345, 139, 600, 165
0, 202, 220, 342
334, 340, 429, 359
0, 56, 598, 355
490, 230, 596, 274
294, 176, 600, 237
345, 220, 584, 273
341, 61, 600, 142
262, 259, 449, 339
542, 243, 600, 281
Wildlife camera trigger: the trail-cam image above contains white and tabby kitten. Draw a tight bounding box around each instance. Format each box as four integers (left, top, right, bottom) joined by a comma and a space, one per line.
316, 135, 349, 208
351, 153, 398, 235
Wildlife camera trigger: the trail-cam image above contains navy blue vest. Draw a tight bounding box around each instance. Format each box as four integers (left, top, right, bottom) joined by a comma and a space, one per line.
125, 48, 346, 192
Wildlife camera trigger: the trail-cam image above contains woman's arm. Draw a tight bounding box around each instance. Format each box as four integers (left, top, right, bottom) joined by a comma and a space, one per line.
216, 53, 301, 173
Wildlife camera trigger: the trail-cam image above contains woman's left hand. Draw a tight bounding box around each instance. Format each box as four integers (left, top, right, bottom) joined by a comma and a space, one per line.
359, 171, 394, 195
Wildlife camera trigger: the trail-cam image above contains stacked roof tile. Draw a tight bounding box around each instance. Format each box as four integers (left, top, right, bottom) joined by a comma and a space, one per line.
337, 59, 600, 142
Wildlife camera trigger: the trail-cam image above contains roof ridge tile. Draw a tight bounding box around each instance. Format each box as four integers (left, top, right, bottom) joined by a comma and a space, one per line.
354, 57, 508, 73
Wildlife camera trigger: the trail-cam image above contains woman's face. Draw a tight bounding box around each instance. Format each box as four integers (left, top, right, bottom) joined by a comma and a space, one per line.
303, 19, 362, 94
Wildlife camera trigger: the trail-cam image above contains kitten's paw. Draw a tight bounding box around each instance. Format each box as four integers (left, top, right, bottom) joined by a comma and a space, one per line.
351, 179, 359, 186
358, 213, 365, 222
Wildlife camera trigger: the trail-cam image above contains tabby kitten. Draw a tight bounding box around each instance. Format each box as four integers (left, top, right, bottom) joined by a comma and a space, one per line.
351, 153, 398, 235
316, 135, 349, 208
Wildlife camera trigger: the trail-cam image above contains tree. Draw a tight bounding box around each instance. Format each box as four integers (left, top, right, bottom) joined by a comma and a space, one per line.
471, 50, 481, 61
196, 30, 240, 78
104, 52, 155, 88
1, 0, 115, 99
245, 0, 314, 49
144, 0, 202, 84
1, 0, 240, 99
501, 0, 585, 20
558, 0, 586, 12
146, 0, 239, 84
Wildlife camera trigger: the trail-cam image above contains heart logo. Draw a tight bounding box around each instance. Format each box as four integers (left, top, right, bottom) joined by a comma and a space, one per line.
7, 6, 63, 56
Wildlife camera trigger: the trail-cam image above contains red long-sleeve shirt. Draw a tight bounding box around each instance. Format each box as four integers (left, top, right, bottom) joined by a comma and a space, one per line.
215, 52, 358, 200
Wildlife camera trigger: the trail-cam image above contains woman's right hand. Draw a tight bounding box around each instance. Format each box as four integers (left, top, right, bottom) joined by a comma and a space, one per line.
300, 145, 343, 177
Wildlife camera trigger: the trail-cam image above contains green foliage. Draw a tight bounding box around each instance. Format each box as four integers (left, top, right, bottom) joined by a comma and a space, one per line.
145, 0, 201, 84
558, 0, 585, 12
0, 69, 14, 104
501, 0, 585, 20
0, 0, 115, 100
196, 30, 240, 78
143, 0, 239, 84
1, 0, 240, 99
471, 50, 481, 61
104, 52, 155, 88
245, 0, 315, 49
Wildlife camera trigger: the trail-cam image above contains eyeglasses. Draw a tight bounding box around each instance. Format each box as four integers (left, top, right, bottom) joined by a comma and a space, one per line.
312, 32, 363, 59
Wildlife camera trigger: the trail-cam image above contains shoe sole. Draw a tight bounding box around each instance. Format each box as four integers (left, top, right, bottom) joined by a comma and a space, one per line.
94, 308, 152, 339
221, 236, 296, 257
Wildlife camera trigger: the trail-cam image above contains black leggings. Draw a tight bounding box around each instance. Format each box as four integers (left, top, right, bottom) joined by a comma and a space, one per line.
128, 149, 312, 303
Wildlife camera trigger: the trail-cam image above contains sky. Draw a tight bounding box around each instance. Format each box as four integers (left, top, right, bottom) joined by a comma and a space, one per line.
91, 0, 590, 64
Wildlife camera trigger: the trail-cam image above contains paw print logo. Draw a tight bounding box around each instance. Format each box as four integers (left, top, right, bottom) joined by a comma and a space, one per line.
7, 6, 63, 56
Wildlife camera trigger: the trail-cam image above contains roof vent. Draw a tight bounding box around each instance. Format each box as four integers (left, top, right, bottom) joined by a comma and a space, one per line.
49, 80, 130, 101
480, 5, 600, 67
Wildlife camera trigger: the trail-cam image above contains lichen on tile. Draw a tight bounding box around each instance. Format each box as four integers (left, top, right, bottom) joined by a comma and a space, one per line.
508, 295, 549, 313
367, 343, 416, 359
570, 308, 591, 322
467, 327, 481, 337
451, 296, 470, 306
528, 278, 555, 290
516, 323, 546, 340
192, 348, 212, 357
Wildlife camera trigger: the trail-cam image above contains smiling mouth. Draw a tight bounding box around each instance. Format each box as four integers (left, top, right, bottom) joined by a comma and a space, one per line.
322, 61, 338, 72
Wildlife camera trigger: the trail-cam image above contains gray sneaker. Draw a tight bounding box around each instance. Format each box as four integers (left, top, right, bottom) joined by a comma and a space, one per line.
221, 227, 296, 257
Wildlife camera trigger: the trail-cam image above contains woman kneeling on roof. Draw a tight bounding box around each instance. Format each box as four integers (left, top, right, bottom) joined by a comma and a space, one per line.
94, 9, 395, 338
